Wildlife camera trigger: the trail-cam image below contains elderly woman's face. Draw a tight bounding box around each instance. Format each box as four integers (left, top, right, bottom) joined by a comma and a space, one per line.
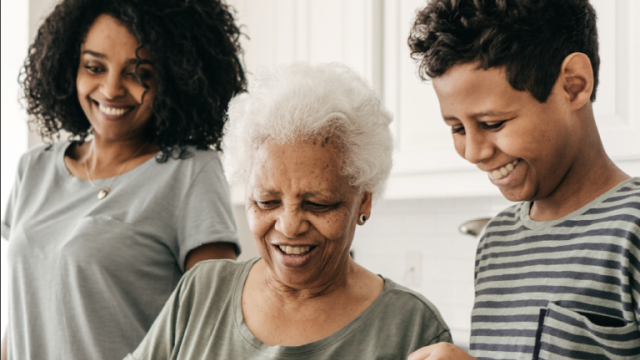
246, 139, 371, 287
76, 14, 156, 141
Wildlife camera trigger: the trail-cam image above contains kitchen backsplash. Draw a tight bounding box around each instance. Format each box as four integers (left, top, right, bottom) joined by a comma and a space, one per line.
234, 195, 514, 350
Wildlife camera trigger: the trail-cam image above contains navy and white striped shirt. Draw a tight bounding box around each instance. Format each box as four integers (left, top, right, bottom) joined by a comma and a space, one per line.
470, 177, 640, 360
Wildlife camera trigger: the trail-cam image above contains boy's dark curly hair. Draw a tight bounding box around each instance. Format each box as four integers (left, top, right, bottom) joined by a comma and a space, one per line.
408, 0, 599, 103
21, 0, 246, 161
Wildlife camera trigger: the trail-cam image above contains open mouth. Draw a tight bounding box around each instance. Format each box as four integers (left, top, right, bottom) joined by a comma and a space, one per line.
488, 159, 520, 180
275, 245, 316, 256
92, 100, 135, 117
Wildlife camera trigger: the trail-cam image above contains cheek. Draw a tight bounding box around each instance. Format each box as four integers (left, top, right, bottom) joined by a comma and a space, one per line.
246, 208, 273, 239
76, 73, 92, 101
314, 213, 353, 245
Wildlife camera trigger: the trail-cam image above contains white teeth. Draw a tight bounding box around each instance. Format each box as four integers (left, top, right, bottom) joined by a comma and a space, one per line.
488, 160, 520, 180
278, 245, 311, 255
98, 104, 129, 116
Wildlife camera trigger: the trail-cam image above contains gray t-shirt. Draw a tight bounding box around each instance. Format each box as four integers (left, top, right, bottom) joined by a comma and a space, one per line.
1, 141, 240, 360
125, 258, 452, 360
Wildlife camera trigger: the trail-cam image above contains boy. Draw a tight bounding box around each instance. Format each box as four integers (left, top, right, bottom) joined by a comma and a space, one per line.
407, 0, 639, 359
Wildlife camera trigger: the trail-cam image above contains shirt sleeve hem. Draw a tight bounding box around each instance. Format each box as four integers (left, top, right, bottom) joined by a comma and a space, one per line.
178, 235, 241, 272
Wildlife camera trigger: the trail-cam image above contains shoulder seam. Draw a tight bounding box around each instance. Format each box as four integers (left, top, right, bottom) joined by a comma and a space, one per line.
387, 287, 450, 331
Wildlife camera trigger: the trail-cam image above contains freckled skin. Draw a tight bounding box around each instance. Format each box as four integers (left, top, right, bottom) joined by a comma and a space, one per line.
240, 139, 384, 347
245, 139, 370, 289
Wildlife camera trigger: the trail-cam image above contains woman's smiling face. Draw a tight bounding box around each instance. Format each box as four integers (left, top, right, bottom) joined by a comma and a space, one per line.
76, 14, 156, 141
246, 139, 370, 288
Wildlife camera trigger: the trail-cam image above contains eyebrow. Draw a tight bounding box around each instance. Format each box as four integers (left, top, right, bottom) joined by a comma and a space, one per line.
254, 190, 334, 200
82, 50, 148, 65
443, 110, 513, 122
301, 191, 333, 200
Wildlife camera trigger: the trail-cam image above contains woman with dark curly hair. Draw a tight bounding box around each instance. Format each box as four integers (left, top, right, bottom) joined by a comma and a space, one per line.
1, 0, 246, 359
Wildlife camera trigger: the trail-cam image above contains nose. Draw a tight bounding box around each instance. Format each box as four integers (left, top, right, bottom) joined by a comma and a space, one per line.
464, 130, 494, 164
100, 73, 126, 100
274, 207, 309, 238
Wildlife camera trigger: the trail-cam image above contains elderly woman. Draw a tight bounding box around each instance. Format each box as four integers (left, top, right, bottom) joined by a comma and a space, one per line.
125, 63, 451, 359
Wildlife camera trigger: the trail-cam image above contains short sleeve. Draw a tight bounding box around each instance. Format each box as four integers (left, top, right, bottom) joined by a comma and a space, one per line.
124, 269, 192, 360
176, 155, 241, 270
2, 153, 27, 241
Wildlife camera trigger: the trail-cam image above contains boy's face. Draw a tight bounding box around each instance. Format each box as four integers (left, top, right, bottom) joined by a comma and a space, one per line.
432, 62, 579, 202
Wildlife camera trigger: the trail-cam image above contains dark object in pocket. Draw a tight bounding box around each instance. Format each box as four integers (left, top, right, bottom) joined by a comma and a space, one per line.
576, 311, 627, 328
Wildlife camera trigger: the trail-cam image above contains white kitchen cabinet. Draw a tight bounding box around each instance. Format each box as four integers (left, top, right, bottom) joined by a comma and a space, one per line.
382, 0, 640, 200
227, 0, 383, 93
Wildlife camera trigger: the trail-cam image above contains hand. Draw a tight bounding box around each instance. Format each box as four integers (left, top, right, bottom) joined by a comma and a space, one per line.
408, 342, 476, 360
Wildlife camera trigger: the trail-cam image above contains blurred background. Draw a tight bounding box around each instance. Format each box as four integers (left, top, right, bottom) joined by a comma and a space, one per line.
2, 0, 639, 349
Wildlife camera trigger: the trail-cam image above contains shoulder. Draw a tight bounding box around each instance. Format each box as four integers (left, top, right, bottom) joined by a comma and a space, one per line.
160, 147, 224, 180
379, 278, 450, 333
601, 177, 640, 211
485, 203, 522, 230
477, 203, 524, 247
16, 141, 69, 176
177, 258, 253, 299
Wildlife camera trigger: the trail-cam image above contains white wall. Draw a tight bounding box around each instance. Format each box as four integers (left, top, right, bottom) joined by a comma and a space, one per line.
351, 196, 513, 349
1, 0, 30, 335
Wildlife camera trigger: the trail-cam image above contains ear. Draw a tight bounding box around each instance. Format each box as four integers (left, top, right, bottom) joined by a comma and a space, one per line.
357, 191, 373, 224
560, 53, 594, 110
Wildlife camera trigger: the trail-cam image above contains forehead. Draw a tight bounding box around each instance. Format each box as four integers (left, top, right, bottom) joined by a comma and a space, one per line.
248, 139, 351, 198
81, 14, 150, 60
432, 63, 533, 117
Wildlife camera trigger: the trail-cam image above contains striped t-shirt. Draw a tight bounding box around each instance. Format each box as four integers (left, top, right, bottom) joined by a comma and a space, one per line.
470, 177, 640, 360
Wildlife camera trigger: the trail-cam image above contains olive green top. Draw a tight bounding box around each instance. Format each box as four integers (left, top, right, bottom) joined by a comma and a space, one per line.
125, 258, 452, 360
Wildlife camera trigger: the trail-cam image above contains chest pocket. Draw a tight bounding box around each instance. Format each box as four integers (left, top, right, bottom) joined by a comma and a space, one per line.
533, 303, 640, 360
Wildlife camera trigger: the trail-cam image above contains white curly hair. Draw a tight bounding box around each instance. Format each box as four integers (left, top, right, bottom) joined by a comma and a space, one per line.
222, 62, 394, 202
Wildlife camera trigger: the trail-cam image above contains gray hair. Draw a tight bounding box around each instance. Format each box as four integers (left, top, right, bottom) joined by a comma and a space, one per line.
222, 62, 394, 202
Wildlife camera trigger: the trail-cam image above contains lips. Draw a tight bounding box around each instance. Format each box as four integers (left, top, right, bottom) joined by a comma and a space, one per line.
92, 99, 135, 119
277, 245, 313, 255
487, 159, 520, 180
272, 244, 317, 268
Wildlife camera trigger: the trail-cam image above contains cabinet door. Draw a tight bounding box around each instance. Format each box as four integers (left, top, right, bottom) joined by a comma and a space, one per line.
382, 0, 640, 200
228, 0, 382, 91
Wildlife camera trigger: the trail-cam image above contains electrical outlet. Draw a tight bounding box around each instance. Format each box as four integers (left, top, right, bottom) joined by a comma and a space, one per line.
403, 251, 422, 288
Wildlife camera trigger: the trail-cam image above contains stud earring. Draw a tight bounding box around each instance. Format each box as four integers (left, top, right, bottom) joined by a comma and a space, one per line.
359, 214, 367, 224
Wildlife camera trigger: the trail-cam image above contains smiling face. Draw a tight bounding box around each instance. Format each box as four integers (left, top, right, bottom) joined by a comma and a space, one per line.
246, 139, 371, 289
432, 62, 581, 202
76, 14, 156, 142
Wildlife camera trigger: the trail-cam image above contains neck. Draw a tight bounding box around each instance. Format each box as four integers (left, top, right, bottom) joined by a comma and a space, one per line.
262, 258, 356, 304
530, 111, 629, 221
83, 134, 154, 171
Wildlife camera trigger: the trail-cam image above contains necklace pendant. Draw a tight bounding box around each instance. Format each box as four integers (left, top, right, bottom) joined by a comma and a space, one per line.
98, 188, 110, 200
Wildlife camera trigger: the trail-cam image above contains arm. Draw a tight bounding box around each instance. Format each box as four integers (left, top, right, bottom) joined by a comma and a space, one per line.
408, 343, 477, 360
184, 242, 237, 271
2, 328, 7, 360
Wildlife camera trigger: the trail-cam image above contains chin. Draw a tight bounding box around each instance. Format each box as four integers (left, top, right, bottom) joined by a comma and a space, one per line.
499, 186, 535, 203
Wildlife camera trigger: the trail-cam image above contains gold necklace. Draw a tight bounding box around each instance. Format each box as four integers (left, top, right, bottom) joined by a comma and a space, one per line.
84, 141, 151, 200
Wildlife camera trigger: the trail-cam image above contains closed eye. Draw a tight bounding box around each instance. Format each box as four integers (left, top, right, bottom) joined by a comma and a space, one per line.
482, 121, 506, 130
304, 201, 339, 212
84, 65, 103, 74
256, 200, 280, 210
451, 125, 465, 134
